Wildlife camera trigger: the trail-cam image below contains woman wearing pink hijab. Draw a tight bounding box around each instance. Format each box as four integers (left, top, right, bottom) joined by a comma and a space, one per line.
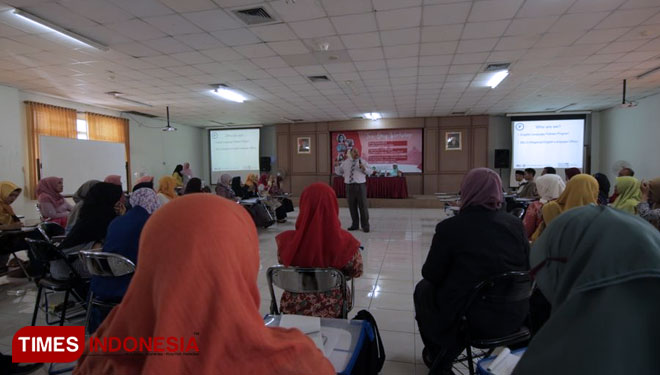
37, 176, 72, 227
415, 168, 530, 373
181, 162, 193, 187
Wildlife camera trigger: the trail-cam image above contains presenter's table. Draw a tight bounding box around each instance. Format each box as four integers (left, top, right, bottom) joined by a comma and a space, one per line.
264, 314, 369, 375
333, 176, 408, 199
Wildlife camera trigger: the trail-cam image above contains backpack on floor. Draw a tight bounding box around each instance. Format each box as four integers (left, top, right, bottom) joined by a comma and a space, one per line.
350, 309, 386, 375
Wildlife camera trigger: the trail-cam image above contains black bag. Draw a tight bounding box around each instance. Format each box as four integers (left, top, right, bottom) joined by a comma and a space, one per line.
281, 198, 294, 213
246, 203, 275, 228
350, 309, 385, 375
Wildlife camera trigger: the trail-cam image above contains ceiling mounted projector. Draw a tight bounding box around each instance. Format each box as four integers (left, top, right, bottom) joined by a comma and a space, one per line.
619, 79, 637, 108
162, 106, 177, 132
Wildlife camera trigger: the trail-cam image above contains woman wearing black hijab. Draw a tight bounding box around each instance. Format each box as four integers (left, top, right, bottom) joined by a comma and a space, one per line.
231, 176, 251, 199
53, 183, 123, 280
184, 178, 203, 195
594, 173, 611, 206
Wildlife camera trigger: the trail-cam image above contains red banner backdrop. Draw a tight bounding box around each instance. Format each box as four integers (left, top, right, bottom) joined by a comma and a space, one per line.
331, 129, 423, 173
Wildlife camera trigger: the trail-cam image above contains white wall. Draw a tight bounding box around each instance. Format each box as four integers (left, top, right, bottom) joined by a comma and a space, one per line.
126, 114, 205, 185
0, 84, 206, 218
598, 92, 660, 182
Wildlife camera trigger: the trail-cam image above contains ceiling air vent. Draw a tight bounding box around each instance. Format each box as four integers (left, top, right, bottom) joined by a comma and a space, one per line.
123, 111, 157, 118
307, 75, 330, 82
232, 7, 275, 25
451, 111, 466, 115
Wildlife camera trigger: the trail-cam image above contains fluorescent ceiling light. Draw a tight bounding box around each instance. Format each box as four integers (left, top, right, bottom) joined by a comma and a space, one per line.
487, 70, 509, 89
212, 88, 247, 103
11, 9, 109, 51
364, 112, 381, 120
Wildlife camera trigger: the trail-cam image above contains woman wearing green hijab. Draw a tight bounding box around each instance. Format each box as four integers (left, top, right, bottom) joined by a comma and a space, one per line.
514, 205, 660, 375
611, 176, 642, 214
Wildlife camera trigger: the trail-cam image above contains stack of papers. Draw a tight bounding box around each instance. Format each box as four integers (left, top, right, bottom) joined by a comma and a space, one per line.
486, 348, 522, 375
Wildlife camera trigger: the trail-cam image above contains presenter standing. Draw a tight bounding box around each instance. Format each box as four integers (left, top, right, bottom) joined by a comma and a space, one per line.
335, 148, 370, 232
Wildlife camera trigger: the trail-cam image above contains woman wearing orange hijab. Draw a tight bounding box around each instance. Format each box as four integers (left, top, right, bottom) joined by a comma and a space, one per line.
74, 194, 333, 375
276, 183, 363, 318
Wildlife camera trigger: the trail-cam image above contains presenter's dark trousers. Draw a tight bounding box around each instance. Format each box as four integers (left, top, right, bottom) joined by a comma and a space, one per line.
346, 182, 369, 230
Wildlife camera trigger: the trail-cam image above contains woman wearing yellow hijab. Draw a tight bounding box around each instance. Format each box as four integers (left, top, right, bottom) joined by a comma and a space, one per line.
0, 181, 22, 230
612, 176, 642, 214
244, 174, 259, 196
532, 174, 599, 240
157, 176, 178, 206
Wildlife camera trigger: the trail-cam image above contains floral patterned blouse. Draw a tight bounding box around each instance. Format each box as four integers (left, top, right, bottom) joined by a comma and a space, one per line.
638, 201, 660, 230
278, 250, 363, 318
523, 201, 543, 240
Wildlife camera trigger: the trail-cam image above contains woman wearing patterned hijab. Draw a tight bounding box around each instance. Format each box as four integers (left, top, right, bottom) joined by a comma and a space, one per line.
415, 168, 529, 373
88, 188, 161, 331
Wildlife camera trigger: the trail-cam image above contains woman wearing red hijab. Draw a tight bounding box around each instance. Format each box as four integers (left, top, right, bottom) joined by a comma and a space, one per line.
74, 194, 333, 375
276, 183, 363, 318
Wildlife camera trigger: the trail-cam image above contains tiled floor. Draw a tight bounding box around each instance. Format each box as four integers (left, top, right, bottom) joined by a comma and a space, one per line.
0, 207, 476, 375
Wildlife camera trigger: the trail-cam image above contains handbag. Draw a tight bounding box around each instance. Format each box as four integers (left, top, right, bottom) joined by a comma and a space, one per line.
350, 309, 386, 375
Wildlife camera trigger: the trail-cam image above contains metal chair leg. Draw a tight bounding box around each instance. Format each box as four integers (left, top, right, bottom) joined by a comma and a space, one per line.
31, 285, 42, 326
59, 289, 70, 326
467, 346, 475, 375
10, 252, 32, 281
84, 291, 94, 333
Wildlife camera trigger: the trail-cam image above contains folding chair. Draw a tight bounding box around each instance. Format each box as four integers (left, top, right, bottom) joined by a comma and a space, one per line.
267, 265, 354, 319
25, 239, 88, 326
511, 207, 526, 220
78, 251, 136, 333
443, 271, 533, 375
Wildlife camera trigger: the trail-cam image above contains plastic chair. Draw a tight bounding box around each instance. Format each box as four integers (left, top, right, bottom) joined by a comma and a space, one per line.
25, 238, 87, 326
267, 265, 354, 319
442, 271, 533, 375
511, 207, 525, 220
78, 251, 136, 333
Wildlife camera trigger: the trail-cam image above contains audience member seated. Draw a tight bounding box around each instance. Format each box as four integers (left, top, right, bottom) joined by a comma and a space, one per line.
244, 173, 259, 196
513, 170, 525, 191
275, 183, 363, 318
201, 185, 211, 193
37, 176, 72, 227
172, 164, 184, 188
131, 176, 154, 192
639, 178, 660, 230
518, 168, 539, 199
104, 175, 127, 212
231, 176, 251, 199
258, 174, 289, 223
612, 176, 641, 214
414, 168, 529, 373
157, 176, 177, 206
215, 174, 237, 200
565, 167, 580, 180
593, 173, 611, 206
73, 195, 334, 375
531, 174, 598, 241
541, 166, 556, 175
183, 178, 202, 195
0, 181, 23, 273
55, 182, 123, 280
267, 174, 294, 218
523, 174, 565, 240
609, 167, 636, 203
67, 180, 100, 234
514, 205, 660, 375
88, 188, 161, 332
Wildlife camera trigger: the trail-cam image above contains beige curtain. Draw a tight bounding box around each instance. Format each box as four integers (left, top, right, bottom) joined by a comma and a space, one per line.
25, 101, 77, 198
86, 113, 131, 187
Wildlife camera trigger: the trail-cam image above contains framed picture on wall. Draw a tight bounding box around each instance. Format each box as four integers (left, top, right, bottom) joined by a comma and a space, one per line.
297, 136, 311, 154
445, 131, 462, 151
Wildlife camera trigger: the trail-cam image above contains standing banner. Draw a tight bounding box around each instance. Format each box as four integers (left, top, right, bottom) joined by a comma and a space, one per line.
331, 129, 423, 173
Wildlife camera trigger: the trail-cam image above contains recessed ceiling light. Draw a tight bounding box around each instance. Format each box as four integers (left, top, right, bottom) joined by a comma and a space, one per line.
211, 85, 247, 103
364, 112, 382, 120
487, 70, 509, 89
12, 8, 108, 51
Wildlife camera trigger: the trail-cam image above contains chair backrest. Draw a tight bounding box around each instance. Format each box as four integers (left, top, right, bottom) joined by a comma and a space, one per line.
469, 271, 532, 306
25, 238, 61, 262
267, 265, 348, 316
37, 222, 65, 242
78, 251, 136, 277
511, 207, 525, 219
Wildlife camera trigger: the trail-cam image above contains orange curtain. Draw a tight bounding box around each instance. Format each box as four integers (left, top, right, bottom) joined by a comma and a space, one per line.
25, 101, 77, 198
86, 113, 131, 187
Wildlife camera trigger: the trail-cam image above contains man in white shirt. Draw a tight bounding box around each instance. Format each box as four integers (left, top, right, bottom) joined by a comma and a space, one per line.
335, 148, 370, 232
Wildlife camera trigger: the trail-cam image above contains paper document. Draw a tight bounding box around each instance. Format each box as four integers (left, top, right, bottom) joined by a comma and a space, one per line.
280, 315, 325, 354
487, 348, 522, 375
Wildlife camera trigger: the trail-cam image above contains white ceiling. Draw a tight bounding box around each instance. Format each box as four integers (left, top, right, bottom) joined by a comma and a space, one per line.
0, 0, 659, 126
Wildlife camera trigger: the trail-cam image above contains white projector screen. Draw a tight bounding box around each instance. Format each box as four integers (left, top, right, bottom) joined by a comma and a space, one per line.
512, 117, 585, 170
209, 128, 260, 183
40, 136, 127, 195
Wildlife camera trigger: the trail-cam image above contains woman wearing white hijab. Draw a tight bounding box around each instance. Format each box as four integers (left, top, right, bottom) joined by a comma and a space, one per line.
522, 174, 565, 240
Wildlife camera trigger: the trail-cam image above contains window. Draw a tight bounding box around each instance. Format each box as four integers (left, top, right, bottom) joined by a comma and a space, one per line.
76, 118, 88, 140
